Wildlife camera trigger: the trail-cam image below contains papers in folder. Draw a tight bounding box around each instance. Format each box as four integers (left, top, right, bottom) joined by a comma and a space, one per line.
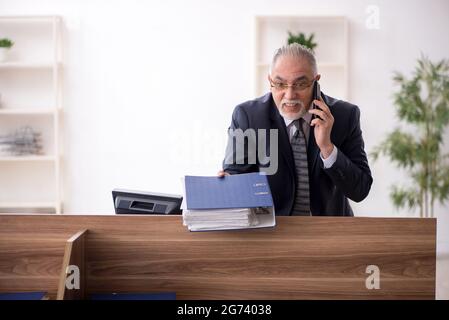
182, 172, 276, 231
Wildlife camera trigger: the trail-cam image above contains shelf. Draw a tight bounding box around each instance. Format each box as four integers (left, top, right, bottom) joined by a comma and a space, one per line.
0, 156, 56, 162
0, 202, 57, 209
0, 16, 58, 23
0, 16, 63, 214
0, 108, 57, 115
257, 62, 345, 68
0, 62, 58, 70
256, 15, 347, 23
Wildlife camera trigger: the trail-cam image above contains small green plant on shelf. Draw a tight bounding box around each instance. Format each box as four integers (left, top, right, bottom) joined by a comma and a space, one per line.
0, 38, 14, 48
0, 38, 14, 62
287, 31, 317, 52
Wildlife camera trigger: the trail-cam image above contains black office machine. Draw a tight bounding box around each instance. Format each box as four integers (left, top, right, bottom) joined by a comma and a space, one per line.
112, 189, 182, 215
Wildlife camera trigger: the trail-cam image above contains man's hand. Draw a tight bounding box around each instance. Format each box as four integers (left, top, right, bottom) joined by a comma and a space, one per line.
217, 170, 230, 178
309, 97, 335, 159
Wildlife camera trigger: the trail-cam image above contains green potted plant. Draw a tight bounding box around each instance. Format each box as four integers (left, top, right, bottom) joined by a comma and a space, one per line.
0, 38, 14, 62
287, 31, 318, 52
372, 56, 449, 218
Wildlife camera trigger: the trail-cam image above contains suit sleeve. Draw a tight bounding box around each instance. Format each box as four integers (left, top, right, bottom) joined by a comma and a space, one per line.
322, 106, 373, 202
222, 105, 259, 174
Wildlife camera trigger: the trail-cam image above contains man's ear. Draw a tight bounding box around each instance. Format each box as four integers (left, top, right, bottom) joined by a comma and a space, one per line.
316, 74, 321, 81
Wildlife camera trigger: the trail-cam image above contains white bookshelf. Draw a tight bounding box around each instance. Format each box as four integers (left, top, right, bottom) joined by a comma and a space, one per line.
0, 202, 58, 209
0, 108, 56, 115
0, 16, 63, 214
254, 15, 349, 100
0, 62, 56, 69
0, 156, 56, 162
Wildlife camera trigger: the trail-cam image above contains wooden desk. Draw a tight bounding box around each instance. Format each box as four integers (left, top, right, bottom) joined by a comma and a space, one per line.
0, 215, 436, 299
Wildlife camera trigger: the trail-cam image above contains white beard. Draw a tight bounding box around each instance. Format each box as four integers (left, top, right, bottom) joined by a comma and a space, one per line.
279, 102, 307, 120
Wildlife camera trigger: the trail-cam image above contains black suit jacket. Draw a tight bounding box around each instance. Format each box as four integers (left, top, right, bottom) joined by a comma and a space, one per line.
222, 92, 373, 216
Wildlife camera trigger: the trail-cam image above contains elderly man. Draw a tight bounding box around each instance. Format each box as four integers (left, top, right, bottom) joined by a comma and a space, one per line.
220, 43, 373, 216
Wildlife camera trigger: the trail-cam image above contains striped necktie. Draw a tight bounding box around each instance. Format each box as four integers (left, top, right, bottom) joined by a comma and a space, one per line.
290, 119, 311, 216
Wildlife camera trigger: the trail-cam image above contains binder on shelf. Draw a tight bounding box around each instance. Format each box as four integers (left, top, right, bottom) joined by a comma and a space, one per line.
182, 172, 275, 231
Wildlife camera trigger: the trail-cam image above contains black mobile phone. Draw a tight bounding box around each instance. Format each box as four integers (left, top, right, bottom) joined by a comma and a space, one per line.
312, 81, 322, 120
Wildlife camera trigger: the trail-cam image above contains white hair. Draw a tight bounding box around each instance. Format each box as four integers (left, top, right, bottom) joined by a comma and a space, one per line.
270, 43, 318, 75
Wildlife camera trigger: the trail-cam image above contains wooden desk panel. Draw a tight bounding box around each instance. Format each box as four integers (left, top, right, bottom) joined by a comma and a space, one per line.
0, 215, 436, 299
57, 230, 87, 300
0, 236, 66, 299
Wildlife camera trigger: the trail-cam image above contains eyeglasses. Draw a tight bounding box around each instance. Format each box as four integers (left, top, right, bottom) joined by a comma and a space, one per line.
269, 79, 315, 92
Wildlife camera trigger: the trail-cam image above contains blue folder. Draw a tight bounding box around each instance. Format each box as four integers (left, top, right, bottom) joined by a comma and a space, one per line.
185, 172, 273, 210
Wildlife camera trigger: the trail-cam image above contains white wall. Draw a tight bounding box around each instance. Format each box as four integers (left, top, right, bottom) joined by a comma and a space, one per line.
1, 0, 448, 298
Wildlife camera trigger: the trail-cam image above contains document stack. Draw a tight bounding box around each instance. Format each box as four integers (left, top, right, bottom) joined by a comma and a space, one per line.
182, 172, 276, 231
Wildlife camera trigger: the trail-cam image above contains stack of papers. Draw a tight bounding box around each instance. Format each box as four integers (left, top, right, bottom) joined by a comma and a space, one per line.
182, 173, 275, 231
183, 208, 260, 231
